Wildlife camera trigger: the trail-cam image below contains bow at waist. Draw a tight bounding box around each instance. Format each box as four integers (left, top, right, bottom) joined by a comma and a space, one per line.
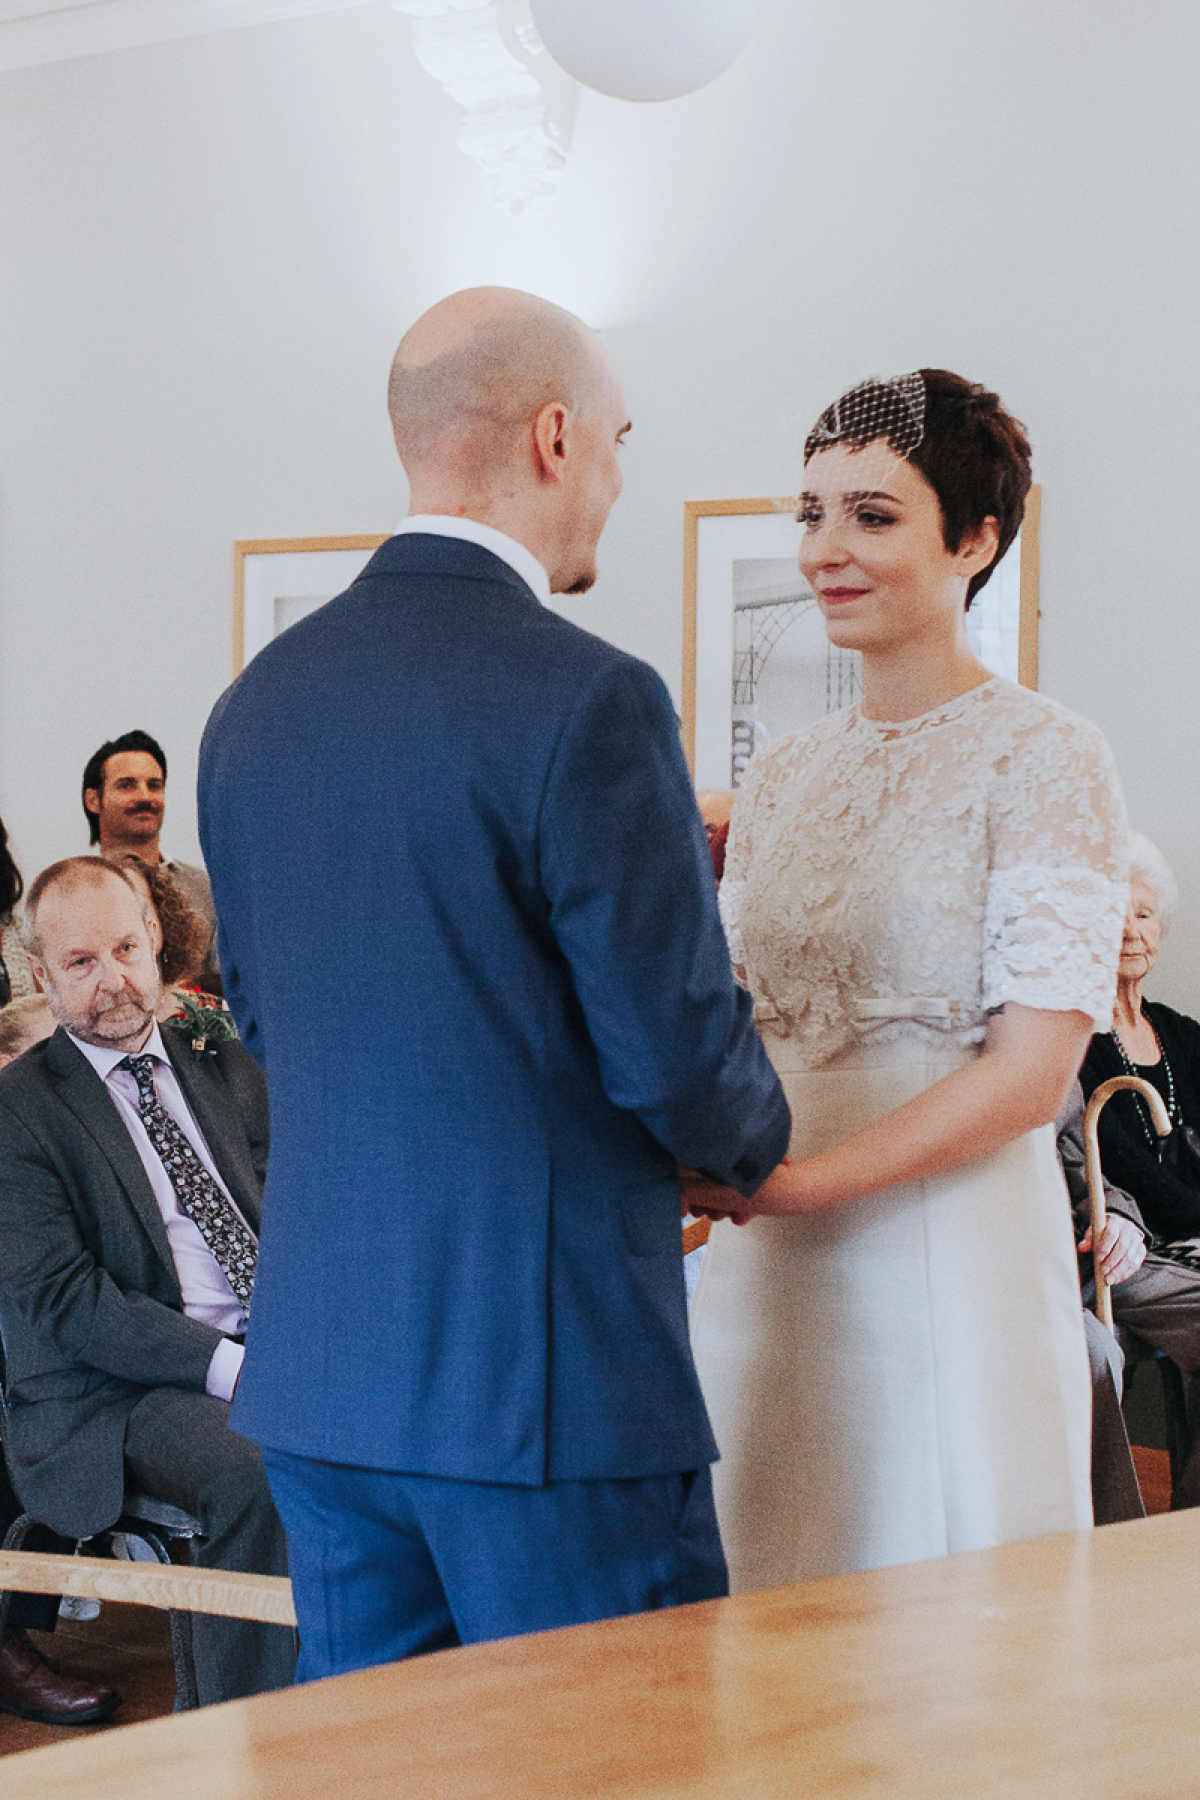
854, 996, 952, 1023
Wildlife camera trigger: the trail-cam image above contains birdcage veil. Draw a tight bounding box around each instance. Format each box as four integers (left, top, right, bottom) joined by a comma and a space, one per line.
804, 371, 926, 463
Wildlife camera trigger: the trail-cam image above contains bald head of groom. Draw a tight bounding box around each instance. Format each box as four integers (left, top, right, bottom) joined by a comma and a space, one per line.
387, 287, 631, 597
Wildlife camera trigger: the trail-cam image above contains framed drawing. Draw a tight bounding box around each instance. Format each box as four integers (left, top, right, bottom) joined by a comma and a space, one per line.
682, 486, 1040, 788
233, 535, 389, 676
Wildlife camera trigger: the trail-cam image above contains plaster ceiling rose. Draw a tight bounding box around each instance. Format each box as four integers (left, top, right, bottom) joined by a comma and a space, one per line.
528, 0, 764, 103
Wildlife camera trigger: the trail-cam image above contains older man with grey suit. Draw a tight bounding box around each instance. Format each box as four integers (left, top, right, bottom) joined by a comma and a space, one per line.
0, 857, 294, 1707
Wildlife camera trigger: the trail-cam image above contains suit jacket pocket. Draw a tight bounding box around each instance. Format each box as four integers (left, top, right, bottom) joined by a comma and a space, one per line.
615, 1179, 682, 1258
6, 1365, 122, 1406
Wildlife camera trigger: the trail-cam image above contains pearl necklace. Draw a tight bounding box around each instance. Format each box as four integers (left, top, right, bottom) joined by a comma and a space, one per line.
1110, 1016, 1180, 1155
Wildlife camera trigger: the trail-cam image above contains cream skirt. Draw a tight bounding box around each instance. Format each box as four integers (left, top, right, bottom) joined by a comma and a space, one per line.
688, 1044, 1093, 1592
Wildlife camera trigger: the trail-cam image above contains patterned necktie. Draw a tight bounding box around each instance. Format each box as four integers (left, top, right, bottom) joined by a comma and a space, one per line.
119, 1053, 257, 1311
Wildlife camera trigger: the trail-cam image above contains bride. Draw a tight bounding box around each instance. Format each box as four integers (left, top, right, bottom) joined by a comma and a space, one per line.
687, 370, 1129, 1590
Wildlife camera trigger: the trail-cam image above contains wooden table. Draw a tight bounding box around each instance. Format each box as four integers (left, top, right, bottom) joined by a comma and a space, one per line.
6, 1509, 1198, 1798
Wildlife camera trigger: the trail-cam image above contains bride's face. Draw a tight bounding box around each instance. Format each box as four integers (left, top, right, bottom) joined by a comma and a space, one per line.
797, 441, 997, 655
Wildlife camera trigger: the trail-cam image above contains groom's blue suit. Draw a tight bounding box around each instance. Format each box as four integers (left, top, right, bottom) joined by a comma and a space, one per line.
198, 530, 789, 1675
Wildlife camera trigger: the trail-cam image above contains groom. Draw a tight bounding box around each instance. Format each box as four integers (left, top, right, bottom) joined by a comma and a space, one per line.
198, 286, 790, 1679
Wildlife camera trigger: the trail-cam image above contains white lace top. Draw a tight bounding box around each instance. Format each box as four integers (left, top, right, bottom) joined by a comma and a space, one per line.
720, 678, 1129, 1069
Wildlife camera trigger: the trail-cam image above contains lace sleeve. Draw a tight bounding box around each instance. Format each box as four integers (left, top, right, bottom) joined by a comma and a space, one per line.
983, 707, 1129, 1023
718, 746, 778, 986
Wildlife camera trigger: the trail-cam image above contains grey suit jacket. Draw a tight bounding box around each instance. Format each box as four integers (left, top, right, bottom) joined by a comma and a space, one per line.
0, 1026, 267, 1536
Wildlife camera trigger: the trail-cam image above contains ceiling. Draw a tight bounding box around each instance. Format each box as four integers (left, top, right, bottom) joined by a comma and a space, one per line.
0, 0, 371, 73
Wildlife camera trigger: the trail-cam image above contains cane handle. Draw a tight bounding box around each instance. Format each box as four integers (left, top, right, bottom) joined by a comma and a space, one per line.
1082, 1076, 1170, 1331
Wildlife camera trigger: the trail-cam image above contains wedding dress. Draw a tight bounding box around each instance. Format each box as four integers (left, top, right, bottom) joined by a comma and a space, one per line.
688, 677, 1129, 1591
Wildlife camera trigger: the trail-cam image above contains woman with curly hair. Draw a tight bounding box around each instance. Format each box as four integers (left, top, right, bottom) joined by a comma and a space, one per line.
119, 858, 235, 1042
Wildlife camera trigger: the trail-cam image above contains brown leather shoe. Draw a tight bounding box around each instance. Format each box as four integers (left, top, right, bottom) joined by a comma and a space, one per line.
0, 1628, 120, 1724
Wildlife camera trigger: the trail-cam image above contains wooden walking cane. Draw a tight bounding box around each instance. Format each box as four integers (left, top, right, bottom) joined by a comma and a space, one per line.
1082, 1076, 1171, 1331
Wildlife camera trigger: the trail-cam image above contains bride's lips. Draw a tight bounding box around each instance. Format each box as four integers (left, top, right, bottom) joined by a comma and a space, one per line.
818, 587, 869, 604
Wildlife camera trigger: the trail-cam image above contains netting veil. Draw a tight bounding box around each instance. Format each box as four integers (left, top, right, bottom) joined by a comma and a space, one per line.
804, 371, 926, 462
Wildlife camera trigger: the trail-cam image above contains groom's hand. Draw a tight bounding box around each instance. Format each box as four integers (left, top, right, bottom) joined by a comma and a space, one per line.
679, 1166, 758, 1227
680, 1155, 800, 1225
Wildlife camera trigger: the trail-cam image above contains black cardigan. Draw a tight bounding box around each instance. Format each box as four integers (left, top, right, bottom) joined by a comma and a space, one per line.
1079, 1000, 1200, 1242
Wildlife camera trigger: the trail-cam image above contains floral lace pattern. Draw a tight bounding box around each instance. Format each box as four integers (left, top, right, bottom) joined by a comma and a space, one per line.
719, 678, 1129, 1070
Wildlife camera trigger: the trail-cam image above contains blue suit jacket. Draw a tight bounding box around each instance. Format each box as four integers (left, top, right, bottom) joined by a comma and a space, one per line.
198, 534, 790, 1484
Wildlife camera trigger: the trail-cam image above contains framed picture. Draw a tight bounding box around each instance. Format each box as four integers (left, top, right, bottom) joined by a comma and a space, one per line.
682, 487, 1040, 788
233, 535, 389, 676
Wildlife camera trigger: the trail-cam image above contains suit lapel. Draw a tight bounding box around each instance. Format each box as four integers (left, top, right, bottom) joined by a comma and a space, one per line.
162, 1032, 262, 1233
45, 1030, 178, 1277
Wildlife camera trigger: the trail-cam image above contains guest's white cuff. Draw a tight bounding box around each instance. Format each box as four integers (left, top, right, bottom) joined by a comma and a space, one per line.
206, 1336, 246, 1402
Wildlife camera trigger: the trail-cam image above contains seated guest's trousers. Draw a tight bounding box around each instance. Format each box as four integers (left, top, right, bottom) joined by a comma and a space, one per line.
262, 1450, 728, 1684
0, 1458, 65, 1634
123, 1389, 297, 1705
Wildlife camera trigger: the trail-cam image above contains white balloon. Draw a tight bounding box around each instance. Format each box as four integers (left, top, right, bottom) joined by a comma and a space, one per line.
528, 0, 765, 103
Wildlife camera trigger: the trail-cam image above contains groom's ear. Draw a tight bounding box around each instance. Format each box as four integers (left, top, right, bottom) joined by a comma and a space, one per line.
531, 401, 572, 484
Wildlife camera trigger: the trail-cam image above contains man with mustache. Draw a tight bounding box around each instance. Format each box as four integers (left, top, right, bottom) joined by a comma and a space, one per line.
82, 730, 218, 985
0, 857, 295, 1708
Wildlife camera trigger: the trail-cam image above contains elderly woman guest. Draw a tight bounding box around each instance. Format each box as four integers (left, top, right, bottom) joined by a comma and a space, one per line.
688, 370, 1129, 1590
0, 819, 36, 1008
1079, 834, 1200, 1246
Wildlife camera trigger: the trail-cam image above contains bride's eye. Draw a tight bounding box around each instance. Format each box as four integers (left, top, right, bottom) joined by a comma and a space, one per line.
855, 506, 898, 529
796, 504, 823, 527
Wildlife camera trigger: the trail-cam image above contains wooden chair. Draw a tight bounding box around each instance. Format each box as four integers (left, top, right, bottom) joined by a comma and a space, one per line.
2, 1493, 205, 1709
0, 1488, 295, 1710
0, 1542, 294, 1626
1118, 1336, 1195, 1506
682, 1215, 712, 1257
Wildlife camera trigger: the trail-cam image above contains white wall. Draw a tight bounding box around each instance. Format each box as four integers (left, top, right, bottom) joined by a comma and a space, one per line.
2, 0, 1198, 1003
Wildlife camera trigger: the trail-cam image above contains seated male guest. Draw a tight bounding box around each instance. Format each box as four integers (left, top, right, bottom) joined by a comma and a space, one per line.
0, 858, 295, 1706
0, 996, 115, 1722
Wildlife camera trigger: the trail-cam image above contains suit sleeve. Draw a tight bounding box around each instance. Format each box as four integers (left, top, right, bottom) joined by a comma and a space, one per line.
215, 1038, 270, 1191
212, 919, 265, 1066
0, 1101, 220, 1392
539, 656, 790, 1194
198, 684, 266, 1065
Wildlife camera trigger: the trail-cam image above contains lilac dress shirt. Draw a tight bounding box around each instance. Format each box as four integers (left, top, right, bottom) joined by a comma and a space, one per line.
68, 1023, 252, 1401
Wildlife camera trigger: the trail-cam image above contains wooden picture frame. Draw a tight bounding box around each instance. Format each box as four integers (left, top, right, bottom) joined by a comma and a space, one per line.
682, 485, 1040, 785
233, 535, 389, 677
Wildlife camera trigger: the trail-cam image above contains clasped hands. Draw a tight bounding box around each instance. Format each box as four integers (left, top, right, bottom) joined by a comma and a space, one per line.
680, 1155, 798, 1226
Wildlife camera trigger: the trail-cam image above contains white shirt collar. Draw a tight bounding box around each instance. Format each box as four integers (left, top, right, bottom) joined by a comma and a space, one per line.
392, 515, 551, 606
69, 1020, 169, 1083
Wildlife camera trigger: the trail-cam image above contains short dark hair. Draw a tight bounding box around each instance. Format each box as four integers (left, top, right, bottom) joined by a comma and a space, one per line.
81, 732, 168, 845
0, 817, 23, 923
804, 368, 1032, 606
